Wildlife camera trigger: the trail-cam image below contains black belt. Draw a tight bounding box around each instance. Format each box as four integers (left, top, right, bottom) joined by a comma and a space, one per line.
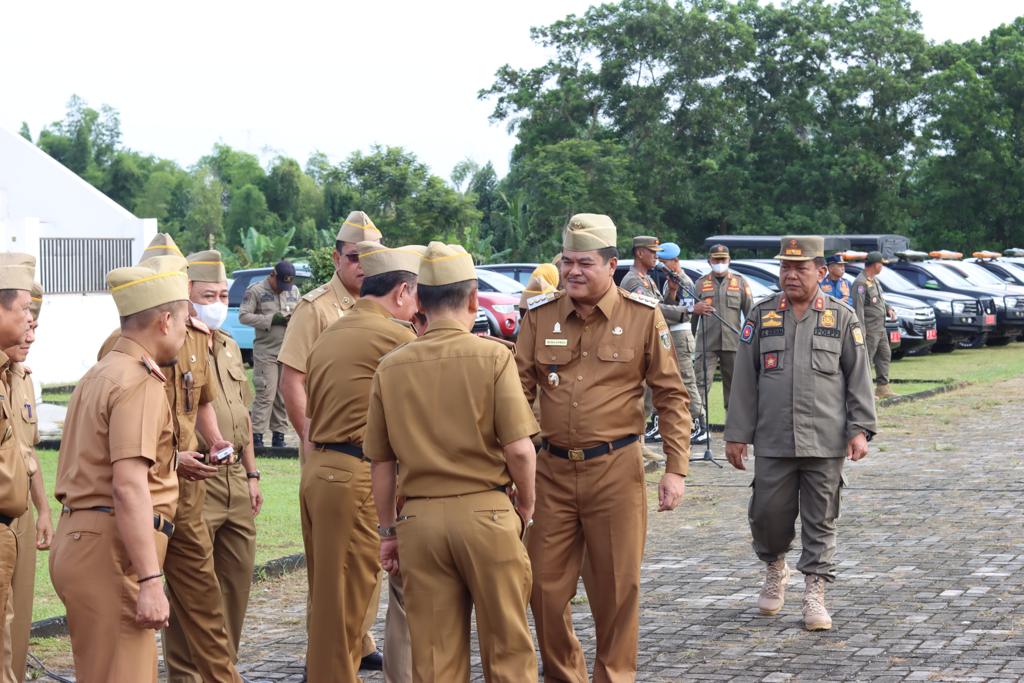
316, 442, 369, 462
0, 515, 11, 526
62, 506, 176, 538
543, 435, 640, 462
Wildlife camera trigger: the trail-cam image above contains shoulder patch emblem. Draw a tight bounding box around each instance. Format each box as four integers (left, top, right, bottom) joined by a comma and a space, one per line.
660, 330, 672, 349
626, 291, 658, 308
740, 320, 755, 344
852, 325, 865, 346
527, 290, 562, 310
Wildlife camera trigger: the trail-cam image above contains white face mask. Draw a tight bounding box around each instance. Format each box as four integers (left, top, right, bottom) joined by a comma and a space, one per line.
194, 301, 228, 330
711, 263, 729, 274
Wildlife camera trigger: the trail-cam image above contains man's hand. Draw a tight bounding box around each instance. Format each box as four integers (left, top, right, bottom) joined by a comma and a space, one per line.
657, 472, 686, 511
35, 511, 53, 549
176, 452, 218, 482
272, 312, 289, 326
248, 479, 264, 516
847, 432, 869, 461
136, 580, 170, 630
380, 537, 400, 576
666, 278, 679, 295
692, 301, 716, 316
725, 441, 748, 470
886, 307, 897, 321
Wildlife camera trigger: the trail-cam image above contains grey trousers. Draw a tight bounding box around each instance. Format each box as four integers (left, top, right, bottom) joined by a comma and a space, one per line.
251, 351, 288, 435
865, 327, 891, 385
749, 456, 845, 581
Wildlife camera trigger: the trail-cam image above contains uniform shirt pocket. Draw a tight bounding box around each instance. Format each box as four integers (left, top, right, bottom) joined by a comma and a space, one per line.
811, 335, 842, 375
20, 402, 37, 425
596, 345, 635, 363
315, 465, 354, 484
759, 336, 786, 373
726, 291, 742, 309
539, 347, 573, 367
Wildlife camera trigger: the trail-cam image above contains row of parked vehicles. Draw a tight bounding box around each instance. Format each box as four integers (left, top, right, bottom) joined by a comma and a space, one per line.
221, 235, 1024, 365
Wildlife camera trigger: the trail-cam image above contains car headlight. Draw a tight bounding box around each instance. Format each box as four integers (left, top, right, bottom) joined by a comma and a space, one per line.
1005, 297, 1018, 308
952, 301, 966, 315
934, 301, 952, 314
491, 304, 517, 314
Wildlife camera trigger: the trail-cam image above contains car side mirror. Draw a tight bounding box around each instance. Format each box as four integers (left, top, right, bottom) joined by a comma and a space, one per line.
924, 280, 940, 290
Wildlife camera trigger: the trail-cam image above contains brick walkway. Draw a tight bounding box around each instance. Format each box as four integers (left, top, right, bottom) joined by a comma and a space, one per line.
41, 377, 1024, 681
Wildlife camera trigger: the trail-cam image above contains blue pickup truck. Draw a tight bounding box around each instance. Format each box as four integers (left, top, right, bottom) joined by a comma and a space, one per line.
223, 265, 313, 365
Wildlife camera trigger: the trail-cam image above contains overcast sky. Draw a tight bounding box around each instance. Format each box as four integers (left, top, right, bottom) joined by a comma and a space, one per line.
1, 1, 1020, 181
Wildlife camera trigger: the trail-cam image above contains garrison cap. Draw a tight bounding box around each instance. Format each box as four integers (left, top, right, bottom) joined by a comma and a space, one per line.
633, 236, 660, 252
0, 253, 36, 291
825, 253, 845, 266
419, 242, 476, 286
708, 244, 730, 258
336, 211, 383, 244
29, 282, 43, 321
866, 251, 888, 265
186, 250, 228, 283
357, 241, 423, 277
141, 233, 183, 262
562, 214, 617, 252
657, 242, 681, 260
775, 236, 824, 261
108, 255, 189, 317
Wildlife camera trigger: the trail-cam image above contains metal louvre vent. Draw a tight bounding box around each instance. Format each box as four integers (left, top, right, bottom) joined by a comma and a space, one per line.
40, 237, 133, 294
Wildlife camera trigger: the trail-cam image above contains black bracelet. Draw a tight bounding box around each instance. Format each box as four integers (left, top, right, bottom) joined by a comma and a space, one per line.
138, 572, 163, 584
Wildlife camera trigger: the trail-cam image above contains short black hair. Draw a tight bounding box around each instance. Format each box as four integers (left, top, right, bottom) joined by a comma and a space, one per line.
813, 256, 826, 268
418, 280, 477, 313
120, 300, 187, 332
335, 240, 357, 254
360, 271, 417, 297
598, 247, 619, 263
0, 290, 23, 311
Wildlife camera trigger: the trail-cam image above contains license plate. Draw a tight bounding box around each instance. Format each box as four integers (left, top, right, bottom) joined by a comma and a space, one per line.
889, 331, 901, 343
925, 328, 937, 340
984, 314, 996, 326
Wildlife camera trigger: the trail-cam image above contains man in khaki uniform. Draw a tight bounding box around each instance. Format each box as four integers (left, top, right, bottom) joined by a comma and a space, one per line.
278, 211, 395, 672
190, 251, 264, 665
304, 242, 422, 681
366, 242, 539, 682
725, 236, 877, 631
51, 258, 188, 682
852, 251, 897, 398
3, 283, 53, 683
239, 260, 300, 448
0, 255, 35, 680
693, 244, 754, 412
516, 215, 691, 682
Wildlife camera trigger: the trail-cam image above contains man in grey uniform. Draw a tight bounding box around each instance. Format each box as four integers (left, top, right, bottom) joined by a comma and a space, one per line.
724, 235, 877, 631
851, 251, 897, 399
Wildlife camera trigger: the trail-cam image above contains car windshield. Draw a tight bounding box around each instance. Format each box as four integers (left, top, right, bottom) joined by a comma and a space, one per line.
874, 267, 918, 292
997, 261, 1024, 284
944, 262, 1008, 286
921, 263, 977, 288
475, 268, 524, 294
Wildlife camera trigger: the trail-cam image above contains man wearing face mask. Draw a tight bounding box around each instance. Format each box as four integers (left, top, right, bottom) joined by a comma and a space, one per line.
188, 251, 263, 669
692, 244, 754, 413
240, 260, 300, 449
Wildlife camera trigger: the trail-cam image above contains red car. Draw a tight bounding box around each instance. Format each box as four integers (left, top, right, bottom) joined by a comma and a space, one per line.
476, 268, 522, 339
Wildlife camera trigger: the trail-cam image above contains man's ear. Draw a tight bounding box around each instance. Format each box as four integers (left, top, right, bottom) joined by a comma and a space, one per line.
468, 288, 479, 314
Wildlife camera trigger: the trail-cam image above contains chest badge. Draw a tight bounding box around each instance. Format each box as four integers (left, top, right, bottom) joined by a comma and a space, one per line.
190, 354, 197, 364
547, 371, 560, 387
553, 322, 561, 334
612, 326, 623, 336
821, 309, 837, 328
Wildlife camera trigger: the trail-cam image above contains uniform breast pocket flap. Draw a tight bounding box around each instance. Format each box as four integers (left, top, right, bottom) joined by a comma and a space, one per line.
726, 291, 742, 308
759, 335, 786, 372
227, 365, 248, 382
597, 345, 635, 363
541, 347, 573, 367
20, 402, 37, 424
316, 465, 354, 484
811, 335, 842, 374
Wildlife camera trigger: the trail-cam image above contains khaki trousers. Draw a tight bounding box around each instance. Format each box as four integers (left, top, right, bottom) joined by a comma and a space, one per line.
693, 349, 736, 411
383, 573, 413, 683
399, 489, 534, 683
671, 329, 703, 418
2, 505, 34, 682
865, 327, 891, 385
50, 511, 169, 683
529, 441, 646, 683
0, 526, 15, 683
749, 456, 845, 581
163, 479, 242, 683
204, 464, 257, 661
251, 353, 288, 435
300, 450, 381, 682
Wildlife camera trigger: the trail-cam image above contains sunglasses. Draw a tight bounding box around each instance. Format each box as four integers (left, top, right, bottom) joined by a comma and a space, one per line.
343, 253, 360, 264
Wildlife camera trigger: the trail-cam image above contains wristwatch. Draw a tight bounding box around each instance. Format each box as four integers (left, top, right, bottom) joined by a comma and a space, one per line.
246, 470, 261, 481
378, 525, 397, 538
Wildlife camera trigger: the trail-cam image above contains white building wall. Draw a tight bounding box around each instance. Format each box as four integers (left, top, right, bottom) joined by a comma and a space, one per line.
0, 127, 158, 385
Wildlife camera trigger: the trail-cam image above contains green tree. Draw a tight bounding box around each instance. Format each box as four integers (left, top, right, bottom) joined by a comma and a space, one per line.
182, 170, 225, 251
225, 184, 272, 247
263, 157, 303, 224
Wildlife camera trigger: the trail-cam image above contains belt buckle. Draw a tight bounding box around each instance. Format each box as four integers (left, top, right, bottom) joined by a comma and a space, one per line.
568, 448, 585, 462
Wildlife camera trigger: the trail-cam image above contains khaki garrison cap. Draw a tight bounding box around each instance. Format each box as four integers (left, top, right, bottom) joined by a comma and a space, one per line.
562, 214, 617, 252
141, 233, 184, 262
337, 211, 384, 244
187, 250, 228, 283
419, 242, 476, 286
775, 236, 825, 262
708, 244, 730, 258
108, 255, 189, 317
357, 241, 423, 277
29, 282, 43, 321
0, 253, 36, 291
633, 236, 660, 251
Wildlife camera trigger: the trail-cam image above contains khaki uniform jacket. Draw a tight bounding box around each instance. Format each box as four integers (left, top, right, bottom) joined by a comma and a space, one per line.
694, 271, 754, 352
197, 330, 254, 454
8, 364, 39, 477
515, 285, 692, 475
365, 319, 539, 498
238, 278, 301, 357
0, 352, 28, 518
852, 273, 889, 332
99, 319, 217, 452
723, 291, 878, 458
306, 299, 416, 446
56, 337, 178, 518
277, 273, 357, 373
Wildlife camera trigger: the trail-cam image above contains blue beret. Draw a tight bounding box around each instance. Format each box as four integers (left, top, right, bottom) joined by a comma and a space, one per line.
657, 242, 681, 259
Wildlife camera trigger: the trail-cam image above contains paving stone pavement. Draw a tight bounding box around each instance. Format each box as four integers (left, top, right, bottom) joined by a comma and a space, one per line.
41, 378, 1024, 681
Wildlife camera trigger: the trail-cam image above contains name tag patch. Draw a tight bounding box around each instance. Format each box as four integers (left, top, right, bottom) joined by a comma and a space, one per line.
760, 327, 785, 338
544, 339, 569, 347
814, 327, 841, 338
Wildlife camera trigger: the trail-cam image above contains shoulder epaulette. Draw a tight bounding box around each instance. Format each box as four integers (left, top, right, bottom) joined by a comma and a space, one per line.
527, 290, 563, 310
623, 289, 659, 308
830, 297, 856, 313
188, 317, 211, 335
753, 293, 780, 309
388, 318, 416, 332
480, 335, 516, 353
21, 364, 31, 375
302, 284, 330, 303
141, 355, 167, 383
